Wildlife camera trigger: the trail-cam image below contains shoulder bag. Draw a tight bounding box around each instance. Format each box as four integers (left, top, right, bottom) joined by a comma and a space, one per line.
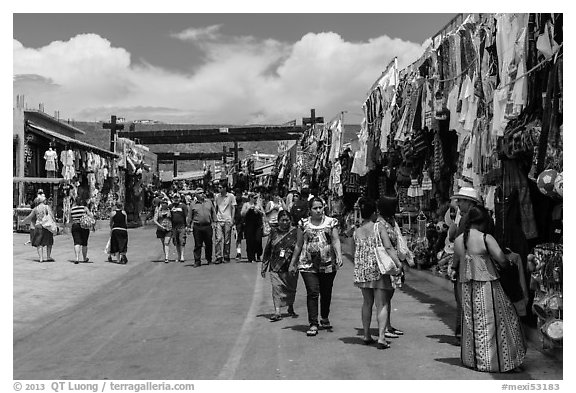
80, 209, 95, 229
374, 222, 400, 275
40, 207, 58, 234
483, 234, 523, 302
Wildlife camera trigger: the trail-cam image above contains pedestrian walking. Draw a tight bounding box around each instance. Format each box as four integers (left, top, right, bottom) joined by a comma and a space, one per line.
169, 193, 189, 263
109, 201, 128, 264
352, 198, 403, 349
289, 197, 343, 337
189, 187, 215, 267
214, 183, 236, 264
70, 198, 94, 264
234, 189, 247, 260
261, 210, 299, 321
241, 193, 264, 263
289, 188, 309, 226
265, 192, 286, 230
451, 205, 526, 372
153, 197, 173, 263
20, 194, 56, 262
376, 196, 406, 339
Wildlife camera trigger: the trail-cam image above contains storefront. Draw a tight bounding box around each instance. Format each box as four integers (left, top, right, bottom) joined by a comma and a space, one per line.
354, 13, 563, 348
13, 107, 120, 229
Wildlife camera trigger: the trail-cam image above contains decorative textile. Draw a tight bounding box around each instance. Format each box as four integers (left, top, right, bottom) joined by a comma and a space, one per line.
270, 272, 298, 308
460, 279, 527, 372
262, 227, 298, 273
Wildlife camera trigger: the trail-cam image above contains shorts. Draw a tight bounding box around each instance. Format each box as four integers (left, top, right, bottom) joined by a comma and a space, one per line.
71, 223, 90, 246
156, 228, 172, 239
172, 226, 187, 247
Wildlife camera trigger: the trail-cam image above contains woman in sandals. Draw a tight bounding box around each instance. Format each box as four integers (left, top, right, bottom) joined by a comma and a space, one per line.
289, 197, 343, 337
261, 210, 299, 321
376, 196, 407, 339
352, 198, 403, 349
154, 197, 173, 263
70, 197, 93, 264
20, 194, 56, 262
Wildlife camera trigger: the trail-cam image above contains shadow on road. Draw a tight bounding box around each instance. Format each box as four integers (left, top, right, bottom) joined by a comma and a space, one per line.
401, 282, 456, 333
281, 324, 311, 333
427, 334, 460, 347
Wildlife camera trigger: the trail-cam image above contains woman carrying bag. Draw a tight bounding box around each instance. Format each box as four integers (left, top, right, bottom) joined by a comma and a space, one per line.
20, 194, 56, 262
451, 205, 526, 373
352, 198, 403, 349
70, 198, 94, 264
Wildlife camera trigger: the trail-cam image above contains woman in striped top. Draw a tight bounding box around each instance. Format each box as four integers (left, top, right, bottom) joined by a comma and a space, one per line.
70, 198, 93, 264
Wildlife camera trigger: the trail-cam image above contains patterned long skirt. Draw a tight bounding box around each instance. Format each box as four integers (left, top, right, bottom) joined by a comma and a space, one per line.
270, 271, 298, 308
460, 279, 527, 372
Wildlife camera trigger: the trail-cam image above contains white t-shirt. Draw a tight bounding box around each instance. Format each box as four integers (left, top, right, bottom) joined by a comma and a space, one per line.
215, 192, 237, 223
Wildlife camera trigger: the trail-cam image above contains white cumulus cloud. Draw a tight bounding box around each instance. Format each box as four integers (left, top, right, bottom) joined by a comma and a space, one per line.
13, 29, 426, 124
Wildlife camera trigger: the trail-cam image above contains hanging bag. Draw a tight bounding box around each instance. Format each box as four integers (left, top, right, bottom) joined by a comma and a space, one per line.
80, 209, 95, 229
40, 207, 58, 234
483, 234, 523, 303
374, 222, 400, 275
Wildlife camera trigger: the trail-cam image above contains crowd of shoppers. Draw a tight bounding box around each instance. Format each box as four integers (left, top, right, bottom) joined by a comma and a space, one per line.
18, 179, 528, 373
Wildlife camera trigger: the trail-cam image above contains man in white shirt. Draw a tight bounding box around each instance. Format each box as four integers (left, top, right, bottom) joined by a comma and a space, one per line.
214, 183, 237, 264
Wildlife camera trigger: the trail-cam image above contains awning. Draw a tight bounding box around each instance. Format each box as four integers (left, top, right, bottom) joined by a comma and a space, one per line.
174, 170, 205, 181
13, 177, 67, 183
27, 122, 119, 158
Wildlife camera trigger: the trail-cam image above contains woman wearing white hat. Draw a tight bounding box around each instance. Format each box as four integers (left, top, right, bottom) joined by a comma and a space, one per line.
20, 194, 56, 262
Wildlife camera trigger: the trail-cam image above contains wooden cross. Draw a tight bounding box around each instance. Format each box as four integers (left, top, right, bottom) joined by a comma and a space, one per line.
302, 109, 324, 128
103, 115, 125, 152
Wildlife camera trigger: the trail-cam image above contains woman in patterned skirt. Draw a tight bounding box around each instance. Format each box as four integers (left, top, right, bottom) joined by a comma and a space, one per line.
352, 198, 403, 349
451, 206, 526, 372
261, 210, 299, 321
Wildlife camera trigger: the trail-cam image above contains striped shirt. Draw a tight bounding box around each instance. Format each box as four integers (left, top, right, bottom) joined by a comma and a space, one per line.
70, 206, 87, 224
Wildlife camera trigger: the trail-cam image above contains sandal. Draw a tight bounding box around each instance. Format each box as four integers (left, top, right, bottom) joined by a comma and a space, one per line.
363, 337, 376, 345
306, 325, 319, 336
377, 342, 391, 350
389, 327, 404, 335
287, 307, 298, 318
384, 331, 399, 339
269, 314, 282, 322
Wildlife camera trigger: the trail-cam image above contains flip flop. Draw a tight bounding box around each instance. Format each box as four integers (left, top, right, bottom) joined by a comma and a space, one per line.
269, 314, 282, 322
363, 338, 376, 345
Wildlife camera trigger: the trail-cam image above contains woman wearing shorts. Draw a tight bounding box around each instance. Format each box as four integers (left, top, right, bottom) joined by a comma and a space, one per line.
70, 198, 93, 264
154, 198, 173, 263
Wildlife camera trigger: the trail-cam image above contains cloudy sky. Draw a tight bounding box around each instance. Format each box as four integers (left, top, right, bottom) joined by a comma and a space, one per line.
13, 11, 459, 125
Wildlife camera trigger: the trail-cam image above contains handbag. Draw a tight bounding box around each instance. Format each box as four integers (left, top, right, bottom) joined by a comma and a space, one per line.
80, 211, 95, 229
484, 234, 523, 303
374, 222, 400, 275
40, 209, 58, 234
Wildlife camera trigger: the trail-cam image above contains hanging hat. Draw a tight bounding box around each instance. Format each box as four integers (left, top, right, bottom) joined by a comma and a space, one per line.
450, 187, 482, 205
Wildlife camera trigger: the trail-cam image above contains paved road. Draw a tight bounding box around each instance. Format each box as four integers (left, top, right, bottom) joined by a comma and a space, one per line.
13, 224, 562, 380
